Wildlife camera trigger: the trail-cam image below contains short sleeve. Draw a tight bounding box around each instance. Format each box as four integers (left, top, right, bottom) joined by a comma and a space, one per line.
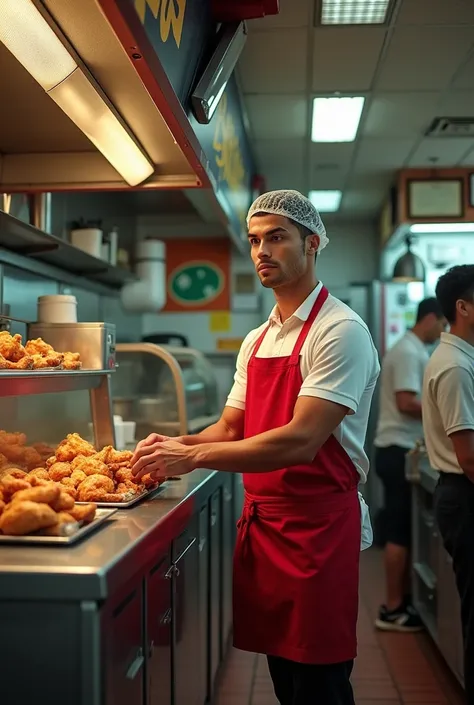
225, 331, 259, 411
392, 345, 424, 394
299, 320, 379, 413
434, 366, 474, 436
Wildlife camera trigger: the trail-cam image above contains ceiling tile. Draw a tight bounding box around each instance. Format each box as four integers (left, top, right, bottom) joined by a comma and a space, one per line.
265, 170, 307, 194
376, 26, 474, 91
363, 92, 439, 137
452, 55, 474, 90
460, 146, 474, 165
312, 28, 386, 91
312, 142, 356, 167
439, 90, 474, 113
255, 138, 306, 170
397, 0, 474, 25
341, 189, 387, 215
239, 30, 308, 93
408, 137, 474, 166
248, 0, 311, 29
353, 137, 415, 170
245, 95, 308, 139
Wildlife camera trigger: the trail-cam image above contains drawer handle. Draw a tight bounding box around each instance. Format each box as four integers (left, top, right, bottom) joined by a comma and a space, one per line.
165, 564, 179, 579
148, 640, 154, 658
126, 648, 144, 680
160, 608, 172, 625
211, 513, 217, 527
199, 538, 206, 552
175, 536, 197, 565
224, 488, 232, 502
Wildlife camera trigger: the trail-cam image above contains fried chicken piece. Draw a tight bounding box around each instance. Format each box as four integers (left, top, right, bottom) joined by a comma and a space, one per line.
46, 455, 57, 468
8, 469, 28, 480
60, 477, 75, 488
69, 502, 96, 523
11, 483, 60, 506
31, 442, 55, 459
0, 431, 26, 446
0, 500, 57, 535
114, 467, 134, 484
28, 468, 50, 481
22, 448, 43, 471
96, 446, 132, 465
48, 461, 72, 482
1, 444, 28, 464
31, 353, 64, 369
71, 455, 111, 478
70, 469, 87, 487
0, 500, 5, 516
0, 353, 34, 370
61, 485, 77, 500
140, 473, 158, 489
116, 481, 138, 495
55, 433, 95, 462
0, 332, 26, 362
0, 474, 31, 496
50, 490, 75, 512
30, 476, 49, 487
62, 352, 82, 370
37, 511, 78, 536
24, 338, 55, 357
76, 474, 114, 502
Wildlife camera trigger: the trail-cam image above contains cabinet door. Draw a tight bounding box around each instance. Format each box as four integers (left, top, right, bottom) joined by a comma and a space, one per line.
147, 551, 172, 705
198, 503, 210, 704
221, 476, 234, 653
173, 516, 200, 705
105, 586, 145, 705
210, 489, 222, 689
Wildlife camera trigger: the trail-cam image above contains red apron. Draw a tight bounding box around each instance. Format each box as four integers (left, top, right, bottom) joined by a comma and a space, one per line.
233, 286, 361, 665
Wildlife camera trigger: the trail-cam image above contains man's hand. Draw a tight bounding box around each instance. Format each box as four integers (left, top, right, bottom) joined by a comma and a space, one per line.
133, 433, 175, 456
131, 440, 197, 481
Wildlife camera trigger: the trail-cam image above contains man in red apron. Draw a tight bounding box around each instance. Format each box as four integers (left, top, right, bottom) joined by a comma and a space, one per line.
132, 190, 380, 704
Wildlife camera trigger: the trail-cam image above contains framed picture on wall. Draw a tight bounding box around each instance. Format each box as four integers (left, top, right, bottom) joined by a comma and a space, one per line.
469, 173, 474, 207
407, 179, 464, 219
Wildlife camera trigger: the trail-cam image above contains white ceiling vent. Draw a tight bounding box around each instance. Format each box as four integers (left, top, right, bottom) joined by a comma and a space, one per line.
426, 117, 474, 138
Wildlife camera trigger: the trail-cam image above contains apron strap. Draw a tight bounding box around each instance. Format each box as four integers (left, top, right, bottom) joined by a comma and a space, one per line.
289, 286, 329, 363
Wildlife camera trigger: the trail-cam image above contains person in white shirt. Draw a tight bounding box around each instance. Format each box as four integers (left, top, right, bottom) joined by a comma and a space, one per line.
423, 265, 474, 704
374, 299, 446, 632
131, 190, 380, 705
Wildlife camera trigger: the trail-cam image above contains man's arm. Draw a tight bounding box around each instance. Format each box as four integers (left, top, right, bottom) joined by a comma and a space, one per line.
393, 348, 423, 418
434, 366, 474, 482
180, 406, 245, 445
395, 391, 422, 418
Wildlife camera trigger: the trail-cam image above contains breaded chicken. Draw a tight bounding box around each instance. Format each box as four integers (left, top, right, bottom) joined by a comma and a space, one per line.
76, 474, 114, 502
0, 500, 57, 535
69, 502, 96, 523
11, 483, 60, 506
48, 462, 72, 482
55, 434, 95, 462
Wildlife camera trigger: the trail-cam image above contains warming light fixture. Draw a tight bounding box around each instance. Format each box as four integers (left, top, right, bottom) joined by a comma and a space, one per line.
392, 236, 425, 283
308, 190, 342, 212
0, 0, 154, 187
320, 0, 392, 25
312, 96, 365, 142
410, 223, 474, 234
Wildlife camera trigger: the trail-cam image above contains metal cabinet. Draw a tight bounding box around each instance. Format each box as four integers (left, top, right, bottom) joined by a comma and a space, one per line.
147, 550, 172, 705
105, 586, 145, 705
173, 516, 200, 705
209, 489, 223, 687
437, 545, 464, 685
198, 503, 210, 704
221, 475, 234, 653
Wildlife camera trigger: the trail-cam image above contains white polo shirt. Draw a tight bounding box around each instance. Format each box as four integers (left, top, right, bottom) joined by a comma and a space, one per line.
374, 331, 429, 450
226, 282, 380, 482
422, 333, 474, 474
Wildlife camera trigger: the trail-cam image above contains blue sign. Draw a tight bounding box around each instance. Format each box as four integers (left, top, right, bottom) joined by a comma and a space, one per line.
132, 0, 213, 103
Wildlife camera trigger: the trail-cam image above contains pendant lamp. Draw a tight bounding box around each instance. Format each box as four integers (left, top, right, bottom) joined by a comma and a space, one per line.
392, 236, 425, 282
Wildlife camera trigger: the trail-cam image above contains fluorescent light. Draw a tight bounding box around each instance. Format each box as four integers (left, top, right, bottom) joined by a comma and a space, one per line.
49, 70, 154, 187
410, 223, 474, 234
308, 190, 342, 212
312, 97, 365, 142
0, 0, 154, 186
0, 0, 76, 90
321, 0, 391, 25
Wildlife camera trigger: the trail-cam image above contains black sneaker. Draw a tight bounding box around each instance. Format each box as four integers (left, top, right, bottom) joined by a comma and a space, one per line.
375, 604, 424, 632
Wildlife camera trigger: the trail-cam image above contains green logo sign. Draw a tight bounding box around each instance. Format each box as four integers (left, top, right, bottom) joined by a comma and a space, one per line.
168, 261, 224, 306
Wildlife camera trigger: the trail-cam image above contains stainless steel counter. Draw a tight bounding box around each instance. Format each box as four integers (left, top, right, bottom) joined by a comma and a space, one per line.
0, 468, 221, 600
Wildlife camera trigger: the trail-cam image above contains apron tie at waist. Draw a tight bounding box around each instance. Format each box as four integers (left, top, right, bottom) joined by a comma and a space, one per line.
236, 500, 258, 555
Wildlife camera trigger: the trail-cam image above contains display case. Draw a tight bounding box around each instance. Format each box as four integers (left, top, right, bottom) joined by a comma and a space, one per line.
112, 344, 220, 440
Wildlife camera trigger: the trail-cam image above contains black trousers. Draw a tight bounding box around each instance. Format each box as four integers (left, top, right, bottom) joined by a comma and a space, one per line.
435, 473, 474, 704
267, 655, 355, 705
375, 445, 411, 548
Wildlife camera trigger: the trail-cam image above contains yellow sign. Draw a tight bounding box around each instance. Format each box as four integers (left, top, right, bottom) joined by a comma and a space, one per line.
134, 0, 186, 48
216, 338, 244, 352
209, 311, 231, 333
212, 93, 247, 229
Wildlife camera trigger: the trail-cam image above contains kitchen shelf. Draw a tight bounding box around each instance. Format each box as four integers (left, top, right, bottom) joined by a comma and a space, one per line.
0, 369, 112, 397
0, 211, 136, 289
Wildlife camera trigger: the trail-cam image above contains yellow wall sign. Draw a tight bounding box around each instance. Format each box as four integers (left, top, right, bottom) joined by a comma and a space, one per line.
134, 0, 186, 48
216, 338, 244, 352
209, 311, 231, 333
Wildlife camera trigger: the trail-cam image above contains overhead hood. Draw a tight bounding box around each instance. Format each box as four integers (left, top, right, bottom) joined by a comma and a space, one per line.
0, 0, 209, 191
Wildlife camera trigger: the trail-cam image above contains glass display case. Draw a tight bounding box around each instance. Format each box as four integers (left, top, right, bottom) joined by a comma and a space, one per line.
112, 344, 221, 440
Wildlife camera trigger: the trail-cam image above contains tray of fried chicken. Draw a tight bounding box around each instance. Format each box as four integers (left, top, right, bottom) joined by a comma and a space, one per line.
0, 331, 81, 371
0, 471, 116, 545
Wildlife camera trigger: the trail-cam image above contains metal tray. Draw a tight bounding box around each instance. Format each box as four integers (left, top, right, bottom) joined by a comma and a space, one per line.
76, 483, 167, 508
0, 508, 117, 546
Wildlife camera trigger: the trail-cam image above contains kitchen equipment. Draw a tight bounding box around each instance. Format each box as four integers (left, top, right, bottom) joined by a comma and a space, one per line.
37, 295, 78, 324
122, 420, 136, 445
113, 415, 125, 450
76, 484, 166, 508
143, 333, 189, 347
28, 322, 116, 370
139, 398, 169, 423
102, 226, 118, 265
71, 226, 103, 259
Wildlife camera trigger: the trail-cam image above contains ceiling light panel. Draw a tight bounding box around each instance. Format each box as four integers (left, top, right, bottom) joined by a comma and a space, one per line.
312, 96, 365, 142
320, 0, 391, 25
309, 190, 342, 212
410, 223, 474, 234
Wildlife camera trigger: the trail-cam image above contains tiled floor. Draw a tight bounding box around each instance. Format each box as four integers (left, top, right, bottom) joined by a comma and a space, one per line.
216, 549, 466, 705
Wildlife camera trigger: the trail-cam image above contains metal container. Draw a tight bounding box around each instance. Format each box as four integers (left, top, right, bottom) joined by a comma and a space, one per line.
28, 322, 116, 370
0, 508, 117, 546
139, 397, 169, 422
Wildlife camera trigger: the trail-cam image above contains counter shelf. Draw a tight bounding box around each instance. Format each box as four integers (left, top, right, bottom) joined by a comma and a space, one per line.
113, 343, 220, 439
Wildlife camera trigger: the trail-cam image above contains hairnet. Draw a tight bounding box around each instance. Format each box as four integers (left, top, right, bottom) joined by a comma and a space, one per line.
247, 190, 328, 251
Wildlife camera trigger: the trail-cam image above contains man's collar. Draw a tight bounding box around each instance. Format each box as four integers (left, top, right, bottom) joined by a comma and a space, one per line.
269, 282, 324, 325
